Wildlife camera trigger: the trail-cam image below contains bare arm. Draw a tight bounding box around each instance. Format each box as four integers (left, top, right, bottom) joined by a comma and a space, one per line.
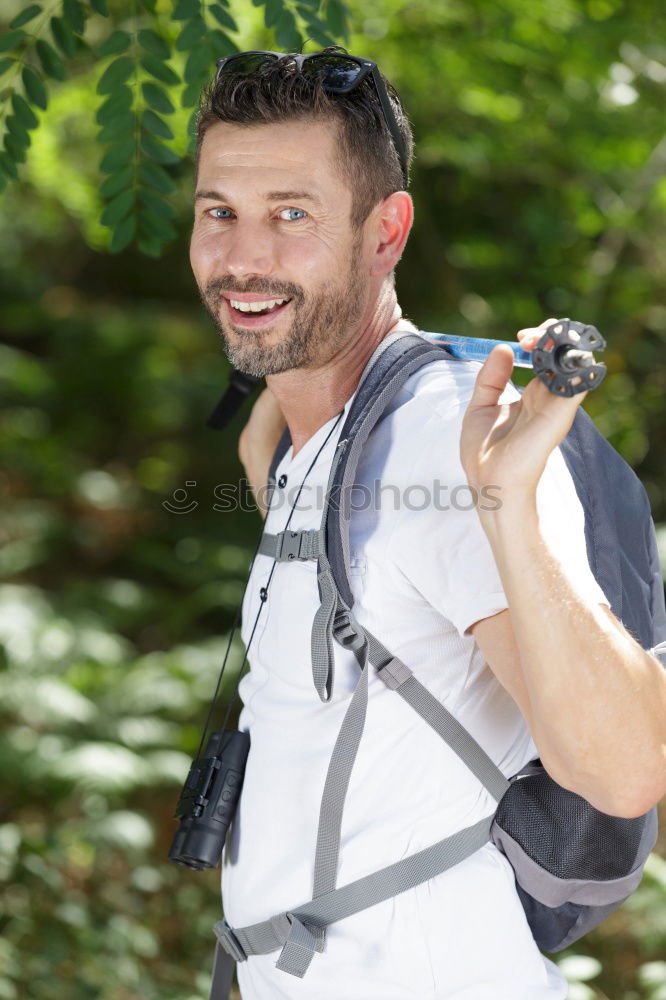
238, 387, 287, 519
461, 322, 666, 818
470, 535, 666, 819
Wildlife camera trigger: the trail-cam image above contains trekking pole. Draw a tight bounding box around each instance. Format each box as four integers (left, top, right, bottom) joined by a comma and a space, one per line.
425, 316, 606, 397
207, 317, 607, 431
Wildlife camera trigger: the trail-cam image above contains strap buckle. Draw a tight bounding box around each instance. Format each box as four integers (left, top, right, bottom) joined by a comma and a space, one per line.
213, 919, 247, 963
376, 656, 413, 690
276, 530, 320, 561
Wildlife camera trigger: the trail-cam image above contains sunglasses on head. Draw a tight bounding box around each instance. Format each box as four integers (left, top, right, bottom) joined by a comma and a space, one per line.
214, 50, 409, 188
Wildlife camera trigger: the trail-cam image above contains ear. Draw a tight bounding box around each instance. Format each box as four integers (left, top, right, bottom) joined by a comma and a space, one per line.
369, 191, 414, 278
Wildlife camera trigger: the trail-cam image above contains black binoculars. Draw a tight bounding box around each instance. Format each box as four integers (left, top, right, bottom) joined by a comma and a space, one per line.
168, 728, 250, 871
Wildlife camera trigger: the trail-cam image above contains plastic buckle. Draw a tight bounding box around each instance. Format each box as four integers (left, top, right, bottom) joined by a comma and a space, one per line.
376, 656, 413, 690
276, 530, 303, 561
213, 919, 247, 963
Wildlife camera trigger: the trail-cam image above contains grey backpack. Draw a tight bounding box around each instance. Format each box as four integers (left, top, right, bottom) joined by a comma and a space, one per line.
210, 333, 665, 996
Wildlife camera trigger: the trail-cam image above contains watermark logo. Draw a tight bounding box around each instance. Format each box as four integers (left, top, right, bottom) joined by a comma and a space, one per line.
162, 480, 199, 514
162, 479, 502, 514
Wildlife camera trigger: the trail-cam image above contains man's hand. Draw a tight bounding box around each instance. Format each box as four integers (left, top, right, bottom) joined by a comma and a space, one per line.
238, 387, 287, 519
460, 318, 587, 507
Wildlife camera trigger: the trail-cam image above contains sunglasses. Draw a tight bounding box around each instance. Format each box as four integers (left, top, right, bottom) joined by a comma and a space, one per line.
214, 50, 409, 188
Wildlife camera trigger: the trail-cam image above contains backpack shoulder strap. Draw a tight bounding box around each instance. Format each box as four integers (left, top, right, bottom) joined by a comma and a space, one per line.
321, 333, 460, 607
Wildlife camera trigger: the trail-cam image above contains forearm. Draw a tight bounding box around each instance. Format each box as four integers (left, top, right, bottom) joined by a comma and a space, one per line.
237, 387, 287, 521
481, 497, 666, 817
238, 432, 269, 520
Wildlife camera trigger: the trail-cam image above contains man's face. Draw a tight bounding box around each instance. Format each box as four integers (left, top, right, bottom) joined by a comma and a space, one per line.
190, 117, 372, 377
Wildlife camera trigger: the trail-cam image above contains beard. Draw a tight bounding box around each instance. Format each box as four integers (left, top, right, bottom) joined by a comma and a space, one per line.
196, 234, 368, 377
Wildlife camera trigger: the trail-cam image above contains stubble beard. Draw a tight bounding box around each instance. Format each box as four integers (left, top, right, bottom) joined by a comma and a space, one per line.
198, 236, 368, 378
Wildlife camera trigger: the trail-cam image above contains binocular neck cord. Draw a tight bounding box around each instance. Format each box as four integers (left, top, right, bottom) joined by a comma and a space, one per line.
196, 407, 347, 758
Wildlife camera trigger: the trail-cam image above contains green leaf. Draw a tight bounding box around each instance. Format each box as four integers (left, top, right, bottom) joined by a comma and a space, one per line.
141, 82, 174, 114
139, 208, 178, 242
99, 163, 134, 198
108, 214, 137, 253
22, 67, 48, 110
100, 135, 136, 173
98, 112, 135, 143
275, 9, 300, 49
210, 4, 238, 31
186, 106, 197, 141
98, 31, 131, 57
141, 54, 179, 86
96, 86, 133, 125
90, 0, 109, 13
324, 0, 348, 41
140, 131, 180, 164
210, 30, 238, 57
175, 17, 206, 52
138, 186, 177, 218
138, 235, 164, 256
181, 79, 202, 108
264, 0, 283, 30
10, 4, 42, 29
101, 187, 135, 227
0, 57, 15, 76
0, 30, 26, 53
139, 0, 157, 11
142, 109, 174, 140
11, 93, 39, 130
4, 135, 27, 163
0, 173, 7, 193
183, 45, 211, 83
97, 56, 134, 94
36, 39, 66, 81
62, 0, 85, 34
0, 151, 20, 180
50, 16, 76, 58
138, 29, 170, 61
5, 118, 31, 148
300, 20, 332, 46
139, 159, 176, 195
173, 0, 200, 19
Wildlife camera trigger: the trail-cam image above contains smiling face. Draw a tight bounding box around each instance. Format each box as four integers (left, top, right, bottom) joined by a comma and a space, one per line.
190, 116, 375, 377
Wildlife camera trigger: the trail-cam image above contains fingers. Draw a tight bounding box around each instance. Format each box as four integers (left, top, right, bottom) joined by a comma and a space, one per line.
516, 317, 559, 353
470, 343, 515, 408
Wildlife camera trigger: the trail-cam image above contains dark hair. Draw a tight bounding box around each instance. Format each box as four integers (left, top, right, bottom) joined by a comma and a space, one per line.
195, 47, 414, 228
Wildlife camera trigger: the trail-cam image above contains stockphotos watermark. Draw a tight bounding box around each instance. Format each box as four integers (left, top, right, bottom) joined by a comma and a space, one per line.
162, 479, 503, 515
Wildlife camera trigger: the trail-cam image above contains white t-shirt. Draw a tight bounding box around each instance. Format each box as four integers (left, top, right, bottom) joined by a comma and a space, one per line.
222, 327, 610, 999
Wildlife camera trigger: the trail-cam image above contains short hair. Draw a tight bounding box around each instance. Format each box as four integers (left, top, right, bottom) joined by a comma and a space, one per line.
195, 47, 414, 228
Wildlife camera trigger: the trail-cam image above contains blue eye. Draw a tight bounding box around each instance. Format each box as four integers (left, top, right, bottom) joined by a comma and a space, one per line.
279, 208, 307, 221
209, 208, 233, 220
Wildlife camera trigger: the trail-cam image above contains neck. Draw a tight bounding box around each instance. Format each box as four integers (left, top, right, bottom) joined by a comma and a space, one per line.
265, 290, 416, 457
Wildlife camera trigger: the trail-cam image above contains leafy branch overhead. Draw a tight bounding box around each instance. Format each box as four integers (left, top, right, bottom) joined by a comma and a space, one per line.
0, 0, 350, 255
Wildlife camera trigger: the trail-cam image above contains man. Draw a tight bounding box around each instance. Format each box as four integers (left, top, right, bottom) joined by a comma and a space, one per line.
189, 48, 666, 999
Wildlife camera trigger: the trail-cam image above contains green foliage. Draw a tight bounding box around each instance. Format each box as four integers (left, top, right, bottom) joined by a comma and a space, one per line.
1, 0, 666, 997
0, 0, 348, 252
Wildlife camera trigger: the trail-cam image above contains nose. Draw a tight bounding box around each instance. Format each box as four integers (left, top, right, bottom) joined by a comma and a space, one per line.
224, 221, 274, 280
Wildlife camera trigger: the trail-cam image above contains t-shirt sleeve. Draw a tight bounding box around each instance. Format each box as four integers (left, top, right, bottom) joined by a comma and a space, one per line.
389, 383, 611, 638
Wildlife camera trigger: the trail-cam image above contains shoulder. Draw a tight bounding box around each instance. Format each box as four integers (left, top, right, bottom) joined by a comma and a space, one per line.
391, 353, 483, 421
362, 348, 521, 471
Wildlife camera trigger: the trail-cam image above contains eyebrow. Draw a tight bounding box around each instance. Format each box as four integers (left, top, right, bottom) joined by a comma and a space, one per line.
195, 188, 322, 206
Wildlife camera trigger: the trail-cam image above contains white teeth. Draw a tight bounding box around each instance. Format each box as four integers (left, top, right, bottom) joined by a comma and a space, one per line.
229, 297, 289, 313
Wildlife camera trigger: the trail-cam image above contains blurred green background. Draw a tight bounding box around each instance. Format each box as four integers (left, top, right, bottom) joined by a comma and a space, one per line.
1, 0, 666, 998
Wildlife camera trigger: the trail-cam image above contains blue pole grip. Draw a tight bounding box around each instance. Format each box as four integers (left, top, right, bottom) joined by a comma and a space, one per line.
421, 332, 533, 368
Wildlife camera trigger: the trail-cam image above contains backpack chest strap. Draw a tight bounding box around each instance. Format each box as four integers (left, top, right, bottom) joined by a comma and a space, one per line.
258, 529, 323, 562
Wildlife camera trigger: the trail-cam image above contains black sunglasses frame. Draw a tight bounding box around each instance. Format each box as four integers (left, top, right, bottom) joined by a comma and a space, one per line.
214, 50, 408, 188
